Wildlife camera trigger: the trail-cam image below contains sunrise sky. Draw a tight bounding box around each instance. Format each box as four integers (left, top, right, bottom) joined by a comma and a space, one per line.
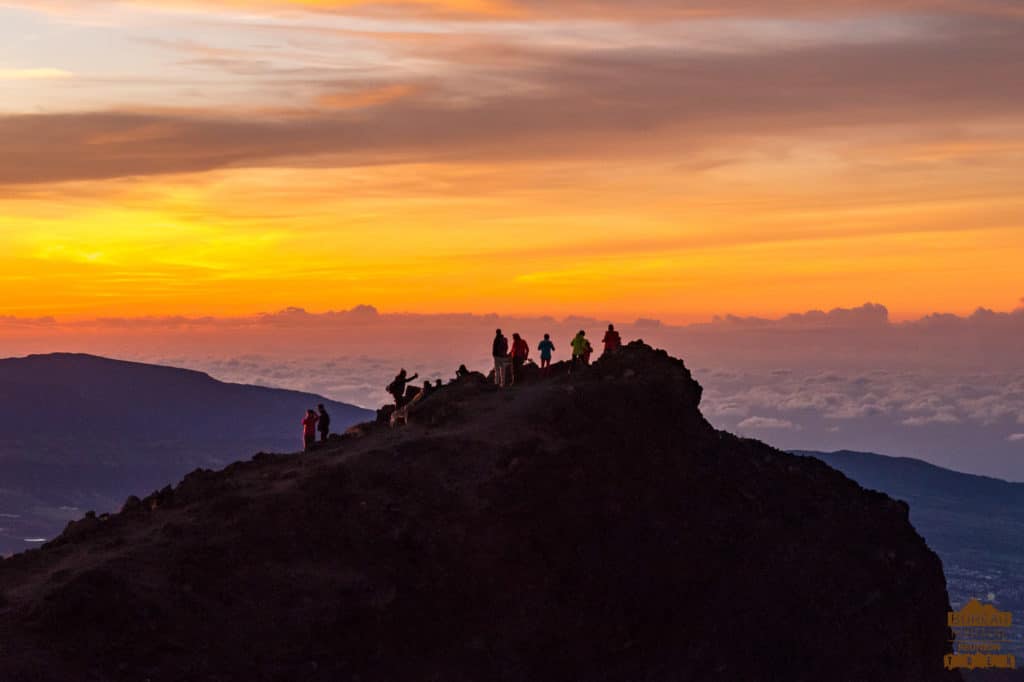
1, 0, 1022, 322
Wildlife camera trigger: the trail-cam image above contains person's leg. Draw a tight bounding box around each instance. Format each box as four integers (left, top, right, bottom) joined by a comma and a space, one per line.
494, 357, 502, 385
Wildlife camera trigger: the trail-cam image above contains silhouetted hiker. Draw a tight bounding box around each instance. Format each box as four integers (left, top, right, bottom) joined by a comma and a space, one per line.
510, 333, 529, 384
435, 379, 443, 389
538, 334, 556, 375
571, 330, 589, 371
583, 338, 593, 365
602, 324, 622, 355
317, 404, 331, 442
387, 369, 418, 407
492, 329, 509, 386
456, 364, 471, 380
301, 409, 319, 451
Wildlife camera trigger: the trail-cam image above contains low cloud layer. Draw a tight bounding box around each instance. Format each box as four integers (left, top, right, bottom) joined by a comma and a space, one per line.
3, 301, 1024, 479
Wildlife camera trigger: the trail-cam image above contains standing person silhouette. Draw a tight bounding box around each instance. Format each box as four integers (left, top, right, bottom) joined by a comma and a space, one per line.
510, 333, 529, 384
301, 409, 319, 451
492, 329, 509, 386
570, 330, 588, 372
602, 324, 622, 355
538, 334, 556, 376
317, 404, 331, 442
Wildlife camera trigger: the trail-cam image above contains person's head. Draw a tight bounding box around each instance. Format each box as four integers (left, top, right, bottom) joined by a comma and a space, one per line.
608, 324, 615, 331
399, 368, 407, 377
436, 379, 442, 387
318, 403, 325, 411
544, 333, 550, 340
579, 329, 586, 336
307, 409, 316, 416
513, 333, 521, 340
495, 328, 502, 336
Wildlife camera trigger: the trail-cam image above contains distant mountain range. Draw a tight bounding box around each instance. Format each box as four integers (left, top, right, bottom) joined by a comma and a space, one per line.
0, 353, 374, 554
796, 449, 1024, 663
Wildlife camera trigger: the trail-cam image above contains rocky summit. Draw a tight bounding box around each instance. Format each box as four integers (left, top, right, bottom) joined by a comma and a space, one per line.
0, 343, 959, 681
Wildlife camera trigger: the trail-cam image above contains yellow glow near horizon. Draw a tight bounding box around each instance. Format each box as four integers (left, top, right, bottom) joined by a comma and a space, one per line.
2, 153, 1022, 323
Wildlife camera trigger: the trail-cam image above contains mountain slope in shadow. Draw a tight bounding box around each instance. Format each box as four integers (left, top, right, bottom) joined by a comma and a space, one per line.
0, 353, 373, 554
0, 344, 959, 681
797, 449, 1024, 666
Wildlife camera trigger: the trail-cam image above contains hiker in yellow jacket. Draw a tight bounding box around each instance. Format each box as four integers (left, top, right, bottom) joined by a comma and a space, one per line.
570, 330, 590, 372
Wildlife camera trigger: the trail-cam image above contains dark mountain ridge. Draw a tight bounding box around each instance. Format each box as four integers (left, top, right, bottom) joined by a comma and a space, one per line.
0, 353, 372, 554
0, 344, 959, 681
796, 449, 1024, 664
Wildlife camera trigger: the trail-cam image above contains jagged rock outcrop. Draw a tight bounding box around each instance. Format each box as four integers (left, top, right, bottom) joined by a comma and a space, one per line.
0, 343, 959, 681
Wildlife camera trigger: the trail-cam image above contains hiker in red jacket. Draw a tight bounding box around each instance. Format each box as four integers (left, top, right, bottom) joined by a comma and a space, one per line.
602, 324, 622, 355
510, 333, 529, 384
301, 409, 319, 451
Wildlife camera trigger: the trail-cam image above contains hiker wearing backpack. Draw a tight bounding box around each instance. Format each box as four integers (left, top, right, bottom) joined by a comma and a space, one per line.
387, 369, 418, 407
602, 324, 622, 355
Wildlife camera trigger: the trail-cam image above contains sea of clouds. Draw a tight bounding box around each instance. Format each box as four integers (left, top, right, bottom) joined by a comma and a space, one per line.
3, 301, 1023, 479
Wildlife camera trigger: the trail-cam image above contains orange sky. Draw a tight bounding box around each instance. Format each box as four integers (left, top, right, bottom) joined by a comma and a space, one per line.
0, 0, 1022, 323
